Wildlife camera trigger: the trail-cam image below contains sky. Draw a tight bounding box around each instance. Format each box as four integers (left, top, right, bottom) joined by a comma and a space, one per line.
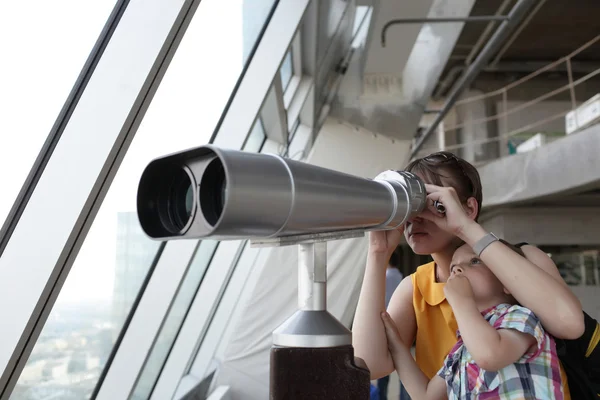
0, 0, 244, 304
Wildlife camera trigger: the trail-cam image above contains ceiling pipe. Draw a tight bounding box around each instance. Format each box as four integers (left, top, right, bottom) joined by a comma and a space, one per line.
409, 0, 537, 159
381, 16, 509, 47
434, 0, 546, 100
489, 0, 547, 67
432, 65, 464, 99
464, 0, 513, 66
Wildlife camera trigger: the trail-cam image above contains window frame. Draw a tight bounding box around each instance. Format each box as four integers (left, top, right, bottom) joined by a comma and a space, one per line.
279, 49, 294, 92
283, 32, 304, 108
180, 128, 315, 398
95, 1, 311, 399
0, 0, 205, 396
171, 2, 362, 394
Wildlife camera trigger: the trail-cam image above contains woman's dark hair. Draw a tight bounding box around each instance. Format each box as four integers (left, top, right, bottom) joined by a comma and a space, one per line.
389, 249, 400, 268
404, 151, 483, 221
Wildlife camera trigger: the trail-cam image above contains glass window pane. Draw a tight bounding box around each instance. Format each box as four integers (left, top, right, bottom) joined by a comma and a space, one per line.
0, 0, 117, 227
279, 50, 294, 91
243, 119, 267, 152
353, 6, 370, 35
131, 240, 218, 400
10, 0, 276, 396
241, 1, 278, 61
290, 118, 300, 138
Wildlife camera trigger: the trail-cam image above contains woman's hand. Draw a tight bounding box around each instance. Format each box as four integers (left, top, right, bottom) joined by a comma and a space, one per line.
368, 226, 404, 256
420, 184, 476, 238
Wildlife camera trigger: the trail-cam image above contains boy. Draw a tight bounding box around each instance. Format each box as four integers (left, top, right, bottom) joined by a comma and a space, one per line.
381, 243, 564, 399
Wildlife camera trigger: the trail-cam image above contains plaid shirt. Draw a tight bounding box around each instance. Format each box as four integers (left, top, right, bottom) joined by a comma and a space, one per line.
437, 303, 564, 399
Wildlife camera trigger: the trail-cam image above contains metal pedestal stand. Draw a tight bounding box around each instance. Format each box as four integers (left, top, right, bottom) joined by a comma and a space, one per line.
251, 230, 371, 400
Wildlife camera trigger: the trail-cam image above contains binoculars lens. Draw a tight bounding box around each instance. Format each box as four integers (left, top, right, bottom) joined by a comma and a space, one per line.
199, 157, 227, 226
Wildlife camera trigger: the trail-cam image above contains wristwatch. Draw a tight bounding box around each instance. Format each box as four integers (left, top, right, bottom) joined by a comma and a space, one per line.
472, 232, 499, 257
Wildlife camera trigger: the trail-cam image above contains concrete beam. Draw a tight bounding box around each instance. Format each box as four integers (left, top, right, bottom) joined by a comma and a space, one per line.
479, 122, 600, 209
480, 206, 600, 246
330, 0, 475, 141
362, 0, 433, 77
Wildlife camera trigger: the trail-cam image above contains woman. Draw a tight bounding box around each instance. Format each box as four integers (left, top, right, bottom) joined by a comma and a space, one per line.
352, 151, 584, 398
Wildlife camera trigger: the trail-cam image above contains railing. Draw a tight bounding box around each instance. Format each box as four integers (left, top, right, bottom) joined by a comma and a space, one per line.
415, 35, 600, 165
553, 249, 600, 287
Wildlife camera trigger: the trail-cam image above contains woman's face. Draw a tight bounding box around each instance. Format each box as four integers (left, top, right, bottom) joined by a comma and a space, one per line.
404, 215, 456, 255
403, 172, 459, 255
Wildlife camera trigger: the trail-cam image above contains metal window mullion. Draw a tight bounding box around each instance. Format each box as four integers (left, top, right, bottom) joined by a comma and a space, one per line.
0, 0, 129, 256
260, 80, 288, 145
314, 0, 353, 94
261, 137, 284, 155
151, 135, 271, 399
287, 76, 313, 131
300, 0, 318, 77
95, 1, 283, 397
145, 2, 310, 397
0, 0, 202, 396
283, 75, 301, 107
149, 240, 245, 399
282, 30, 304, 108
297, 0, 318, 134
91, 240, 168, 398
174, 243, 261, 398
291, 32, 303, 76
213, 0, 311, 149
95, 240, 199, 400
211, 244, 273, 363
183, 121, 315, 397
150, 136, 271, 398
287, 122, 312, 160
314, 0, 353, 85
101, 76, 272, 398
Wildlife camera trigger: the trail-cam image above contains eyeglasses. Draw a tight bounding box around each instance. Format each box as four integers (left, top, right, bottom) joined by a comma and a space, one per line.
421, 152, 474, 196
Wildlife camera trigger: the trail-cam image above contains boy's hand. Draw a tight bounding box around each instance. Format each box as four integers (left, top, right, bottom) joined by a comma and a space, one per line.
381, 312, 407, 356
444, 273, 475, 307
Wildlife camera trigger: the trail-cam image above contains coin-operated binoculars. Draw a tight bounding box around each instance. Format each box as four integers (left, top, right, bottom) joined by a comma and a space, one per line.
136, 145, 428, 399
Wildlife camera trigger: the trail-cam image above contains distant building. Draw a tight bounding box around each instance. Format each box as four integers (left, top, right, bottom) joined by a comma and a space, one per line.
111, 212, 159, 339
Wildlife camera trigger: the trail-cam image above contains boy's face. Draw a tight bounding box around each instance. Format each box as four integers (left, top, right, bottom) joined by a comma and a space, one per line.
449, 245, 506, 303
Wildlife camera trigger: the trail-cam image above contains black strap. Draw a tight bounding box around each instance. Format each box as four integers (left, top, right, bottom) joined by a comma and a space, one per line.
555, 311, 600, 399
509, 241, 600, 396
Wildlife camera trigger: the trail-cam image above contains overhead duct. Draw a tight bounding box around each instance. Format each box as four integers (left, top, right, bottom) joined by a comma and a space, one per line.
136, 144, 427, 241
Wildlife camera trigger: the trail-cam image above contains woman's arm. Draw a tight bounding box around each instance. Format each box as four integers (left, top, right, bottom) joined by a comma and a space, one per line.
422, 184, 584, 340
460, 222, 584, 339
352, 253, 417, 379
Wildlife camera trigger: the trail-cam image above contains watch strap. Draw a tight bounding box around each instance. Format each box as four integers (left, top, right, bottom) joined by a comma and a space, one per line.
472, 232, 499, 257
